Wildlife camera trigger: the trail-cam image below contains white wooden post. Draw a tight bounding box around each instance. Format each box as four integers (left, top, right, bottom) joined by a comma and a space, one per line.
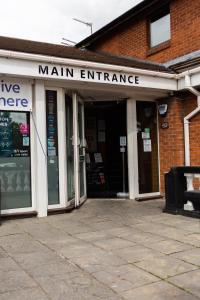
57, 88, 68, 207
73, 92, 80, 207
186, 174, 194, 190
34, 81, 48, 217
127, 99, 139, 199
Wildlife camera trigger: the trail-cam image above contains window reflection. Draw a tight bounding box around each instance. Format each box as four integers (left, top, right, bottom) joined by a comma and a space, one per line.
0, 111, 31, 209
46, 91, 59, 205
150, 13, 171, 47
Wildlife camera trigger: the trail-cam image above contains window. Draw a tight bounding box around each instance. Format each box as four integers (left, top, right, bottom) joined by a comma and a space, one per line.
150, 8, 171, 48
46, 90, 59, 205
0, 111, 32, 209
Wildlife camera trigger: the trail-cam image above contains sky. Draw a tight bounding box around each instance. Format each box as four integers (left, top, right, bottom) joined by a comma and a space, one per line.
0, 0, 143, 45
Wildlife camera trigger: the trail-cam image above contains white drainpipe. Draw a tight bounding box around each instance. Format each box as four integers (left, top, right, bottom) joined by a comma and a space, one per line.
183, 75, 200, 211
184, 75, 200, 166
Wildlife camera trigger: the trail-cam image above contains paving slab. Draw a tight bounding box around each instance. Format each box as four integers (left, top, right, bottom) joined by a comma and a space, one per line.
174, 233, 200, 247
134, 222, 189, 240
135, 256, 198, 279
28, 261, 80, 279
93, 237, 136, 250
0, 270, 37, 294
13, 251, 68, 270
37, 275, 122, 300
170, 248, 200, 266
70, 252, 127, 273
0, 287, 49, 300
0, 222, 23, 237
93, 264, 159, 292
121, 281, 199, 300
0, 233, 48, 255
168, 269, 200, 299
146, 239, 193, 255
105, 226, 142, 238
0, 257, 20, 272
113, 245, 164, 263
123, 231, 165, 245
58, 242, 107, 259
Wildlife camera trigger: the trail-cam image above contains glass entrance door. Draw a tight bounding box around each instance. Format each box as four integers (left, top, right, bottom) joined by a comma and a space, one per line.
73, 93, 86, 206
66, 93, 86, 206
78, 100, 86, 199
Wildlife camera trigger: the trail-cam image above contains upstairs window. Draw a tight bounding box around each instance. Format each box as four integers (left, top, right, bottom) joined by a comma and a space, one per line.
150, 8, 171, 48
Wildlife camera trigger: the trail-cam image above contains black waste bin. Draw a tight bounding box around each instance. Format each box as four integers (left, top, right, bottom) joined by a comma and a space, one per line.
164, 166, 200, 215
164, 167, 187, 214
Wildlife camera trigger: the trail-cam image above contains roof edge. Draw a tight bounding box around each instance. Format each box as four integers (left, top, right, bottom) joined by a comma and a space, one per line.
0, 48, 175, 77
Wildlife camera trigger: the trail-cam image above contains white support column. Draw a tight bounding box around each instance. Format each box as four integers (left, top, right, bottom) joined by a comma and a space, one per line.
73, 92, 80, 207
34, 81, 48, 217
57, 88, 68, 207
30, 84, 37, 211
127, 99, 139, 199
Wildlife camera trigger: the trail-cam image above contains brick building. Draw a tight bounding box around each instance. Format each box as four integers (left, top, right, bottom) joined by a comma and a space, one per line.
77, 0, 200, 193
0, 0, 200, 217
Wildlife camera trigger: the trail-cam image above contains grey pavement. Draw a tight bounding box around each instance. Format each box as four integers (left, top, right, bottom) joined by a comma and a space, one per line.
0, 198, 200, 300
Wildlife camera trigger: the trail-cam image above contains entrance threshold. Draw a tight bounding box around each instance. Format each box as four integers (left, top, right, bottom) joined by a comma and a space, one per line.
135, 194, 163, 201
117, 192, 129, 198
87, 197, 130, 201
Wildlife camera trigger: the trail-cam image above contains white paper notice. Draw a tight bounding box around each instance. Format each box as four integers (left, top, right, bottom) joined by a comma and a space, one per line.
142, 132, 150, 139
143, 139, 152, 152
86, 153, 90, 164
120, 136, 127, 146
98, 131, 106, 142
94, 153, 103, 163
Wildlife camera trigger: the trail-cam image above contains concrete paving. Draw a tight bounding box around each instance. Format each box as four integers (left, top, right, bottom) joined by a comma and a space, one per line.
0, 198, 200, 300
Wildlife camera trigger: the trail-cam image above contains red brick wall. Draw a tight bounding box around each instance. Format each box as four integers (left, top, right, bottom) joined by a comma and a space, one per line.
158, 97, 184, 191
92, 0, 200, 63
158, 95, 199, 192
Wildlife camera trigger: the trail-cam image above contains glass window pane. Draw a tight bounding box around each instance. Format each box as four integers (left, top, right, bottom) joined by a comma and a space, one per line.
150, 13, 170, 47
46, 91, 59, 205
0, 111, 31, 209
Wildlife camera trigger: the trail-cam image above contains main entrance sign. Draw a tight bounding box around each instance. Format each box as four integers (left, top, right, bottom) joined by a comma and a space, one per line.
0, 78, 32, 111
38, 65, 140, 86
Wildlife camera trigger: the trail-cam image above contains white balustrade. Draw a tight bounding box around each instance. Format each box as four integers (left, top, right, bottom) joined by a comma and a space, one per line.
0, 169, 30, 193
183, 173, 200, 211
0, 172, 6, 192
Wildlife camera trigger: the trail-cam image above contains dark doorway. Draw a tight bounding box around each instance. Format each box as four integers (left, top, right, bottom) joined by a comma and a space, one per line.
85, 101, 128, 198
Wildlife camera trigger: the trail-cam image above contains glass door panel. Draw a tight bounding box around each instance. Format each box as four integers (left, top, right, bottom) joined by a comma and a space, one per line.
66, 96, 75, 201
78, 101, 86, 198
0, 111, 31, 209
136, 101, 159, 194
46, 91, 59, 205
